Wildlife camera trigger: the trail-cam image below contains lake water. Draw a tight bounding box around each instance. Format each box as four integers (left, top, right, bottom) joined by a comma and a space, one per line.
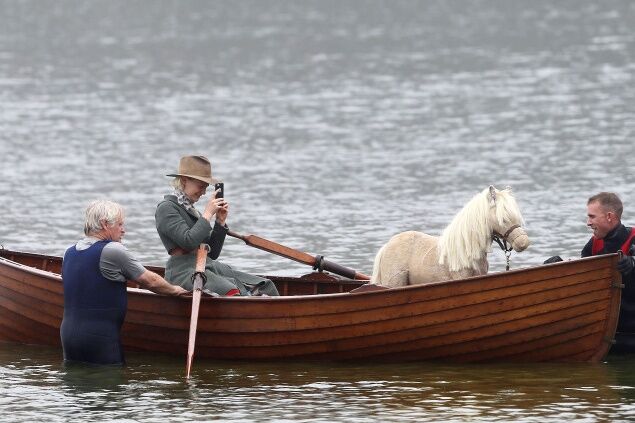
1, 0, 635, 421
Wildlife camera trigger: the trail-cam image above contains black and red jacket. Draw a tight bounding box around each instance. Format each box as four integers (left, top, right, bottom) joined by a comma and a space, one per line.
582, 223, 635, 332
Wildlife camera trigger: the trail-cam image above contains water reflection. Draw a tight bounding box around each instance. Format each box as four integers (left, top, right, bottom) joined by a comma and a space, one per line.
197, 362, 623, 420
2, 342, 635, 421
61, 362, 127, 393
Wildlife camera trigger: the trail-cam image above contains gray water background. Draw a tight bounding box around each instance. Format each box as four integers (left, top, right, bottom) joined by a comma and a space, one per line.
1, 0, 635, 421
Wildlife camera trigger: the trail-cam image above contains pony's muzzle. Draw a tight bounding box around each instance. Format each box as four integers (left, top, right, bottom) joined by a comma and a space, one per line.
508, 227, 530, 252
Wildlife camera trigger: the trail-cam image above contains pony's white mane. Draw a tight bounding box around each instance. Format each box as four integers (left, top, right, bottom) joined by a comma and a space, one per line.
437, 187, 524, 272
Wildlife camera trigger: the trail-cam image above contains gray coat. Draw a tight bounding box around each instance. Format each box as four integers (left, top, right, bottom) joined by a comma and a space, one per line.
155, 195, 279, 296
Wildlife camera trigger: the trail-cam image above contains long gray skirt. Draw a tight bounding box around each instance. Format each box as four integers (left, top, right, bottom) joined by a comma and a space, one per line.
165, 254, 279, 296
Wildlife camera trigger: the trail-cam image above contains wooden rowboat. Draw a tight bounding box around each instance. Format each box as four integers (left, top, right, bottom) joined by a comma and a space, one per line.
0, 248, 623, 363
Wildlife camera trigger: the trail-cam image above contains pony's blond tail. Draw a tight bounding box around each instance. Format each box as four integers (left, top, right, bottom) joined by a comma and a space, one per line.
370, 244, 386, 284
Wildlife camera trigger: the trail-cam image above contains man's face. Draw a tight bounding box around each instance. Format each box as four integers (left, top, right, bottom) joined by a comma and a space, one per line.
586, 201, 617, 239
104, 214, 125, 242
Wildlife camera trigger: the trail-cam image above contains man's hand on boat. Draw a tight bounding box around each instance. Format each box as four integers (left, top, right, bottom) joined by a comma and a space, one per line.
543, 255, 563, 264
135, 270, 189, 297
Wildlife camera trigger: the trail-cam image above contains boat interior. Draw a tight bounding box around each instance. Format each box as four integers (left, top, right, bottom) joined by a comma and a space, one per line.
0, 248, 368, 296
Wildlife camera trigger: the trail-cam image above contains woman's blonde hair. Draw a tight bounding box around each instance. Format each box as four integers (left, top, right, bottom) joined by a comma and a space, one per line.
171, 176, 185, 190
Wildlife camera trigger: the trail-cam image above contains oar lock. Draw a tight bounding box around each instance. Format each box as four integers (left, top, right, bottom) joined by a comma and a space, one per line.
313, 255, 325, 272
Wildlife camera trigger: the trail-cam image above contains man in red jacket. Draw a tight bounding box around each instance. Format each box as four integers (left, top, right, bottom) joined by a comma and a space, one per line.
582, 192, 635, 352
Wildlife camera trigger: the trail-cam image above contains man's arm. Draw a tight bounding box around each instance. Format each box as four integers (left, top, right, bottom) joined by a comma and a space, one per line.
581, 238, 593, 258
616, 239, 635, 275
134, 270, 189, 296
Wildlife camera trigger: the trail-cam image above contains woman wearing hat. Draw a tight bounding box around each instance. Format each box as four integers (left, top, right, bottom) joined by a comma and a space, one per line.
155, 155, 279, 296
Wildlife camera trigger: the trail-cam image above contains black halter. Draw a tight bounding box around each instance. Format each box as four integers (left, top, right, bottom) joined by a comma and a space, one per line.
492, 224, 520, 252
492, 224, 521, 270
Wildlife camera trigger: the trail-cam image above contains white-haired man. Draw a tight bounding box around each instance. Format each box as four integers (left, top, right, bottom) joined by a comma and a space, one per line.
61, 200, 187, 365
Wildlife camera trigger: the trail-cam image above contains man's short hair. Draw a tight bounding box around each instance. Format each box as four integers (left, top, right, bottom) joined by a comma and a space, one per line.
84, 200, 124, 235
587, 192, 623, 219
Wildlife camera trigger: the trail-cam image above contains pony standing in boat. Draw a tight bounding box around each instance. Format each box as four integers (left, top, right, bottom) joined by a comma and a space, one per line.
371, 186, 530, 287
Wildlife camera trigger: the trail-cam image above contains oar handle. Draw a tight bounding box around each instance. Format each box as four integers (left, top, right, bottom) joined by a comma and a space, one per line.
227, 230, 370, 280
318, 257, 370, 281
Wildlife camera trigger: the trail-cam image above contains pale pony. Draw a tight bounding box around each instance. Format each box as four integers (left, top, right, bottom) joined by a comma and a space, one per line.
371, 186, 530, 287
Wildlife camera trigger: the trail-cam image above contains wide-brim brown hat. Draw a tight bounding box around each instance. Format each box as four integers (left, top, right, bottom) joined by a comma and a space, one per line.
166, 155, 218, 184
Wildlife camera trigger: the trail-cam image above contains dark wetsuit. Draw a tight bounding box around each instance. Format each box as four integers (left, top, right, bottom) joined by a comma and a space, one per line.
61, 240, 127, 365
582, 224, 635, 351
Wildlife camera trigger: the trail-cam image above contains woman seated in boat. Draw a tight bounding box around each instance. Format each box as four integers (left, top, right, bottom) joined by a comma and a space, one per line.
155, 155, 279, 296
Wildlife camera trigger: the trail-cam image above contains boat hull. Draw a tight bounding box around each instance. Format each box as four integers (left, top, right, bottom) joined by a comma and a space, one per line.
0, 249, 622, 363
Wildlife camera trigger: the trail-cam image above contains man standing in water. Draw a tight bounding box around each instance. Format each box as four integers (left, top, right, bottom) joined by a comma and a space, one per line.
583, 192, 635, 351
61, 200, 187, 365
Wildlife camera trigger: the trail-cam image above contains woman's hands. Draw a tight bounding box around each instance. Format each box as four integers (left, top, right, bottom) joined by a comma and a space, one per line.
215, 198, 229, 226
202, 188, 229, 225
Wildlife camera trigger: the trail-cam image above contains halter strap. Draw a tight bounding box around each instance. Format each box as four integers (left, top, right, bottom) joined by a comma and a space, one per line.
501, 224, 520, 241
492, 224, 521, 252
492, 224, 521, 271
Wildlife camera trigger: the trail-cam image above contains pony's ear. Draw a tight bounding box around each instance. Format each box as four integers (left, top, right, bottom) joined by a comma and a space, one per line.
489, 185, 497, 206
505, 185, 512, 192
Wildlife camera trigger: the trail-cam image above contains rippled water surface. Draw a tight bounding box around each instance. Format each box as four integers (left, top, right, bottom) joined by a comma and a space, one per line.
1, 0, 635, 421
2, 344, 635, 422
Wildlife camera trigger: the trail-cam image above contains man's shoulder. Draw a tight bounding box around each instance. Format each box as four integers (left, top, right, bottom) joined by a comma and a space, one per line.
100, 242, 145, 281
102, 242, 134, 260
103, 241, 127, 250
615, 224, 634, 243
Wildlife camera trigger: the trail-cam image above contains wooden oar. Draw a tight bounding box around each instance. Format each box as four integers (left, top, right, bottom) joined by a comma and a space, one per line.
185, 244, 208, 378
227, 230, 370, 280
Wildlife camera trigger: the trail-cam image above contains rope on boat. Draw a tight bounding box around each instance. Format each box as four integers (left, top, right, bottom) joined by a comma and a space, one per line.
190, 244, 210, 287
190, 270, 208, 287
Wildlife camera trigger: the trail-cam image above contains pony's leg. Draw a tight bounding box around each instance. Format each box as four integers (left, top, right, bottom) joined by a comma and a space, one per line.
370, 244, 385, 285
384, 268, 409, 287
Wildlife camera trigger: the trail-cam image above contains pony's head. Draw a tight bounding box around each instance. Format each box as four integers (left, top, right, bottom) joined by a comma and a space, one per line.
486, 186, 530, 253
438, 185, 529, 272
